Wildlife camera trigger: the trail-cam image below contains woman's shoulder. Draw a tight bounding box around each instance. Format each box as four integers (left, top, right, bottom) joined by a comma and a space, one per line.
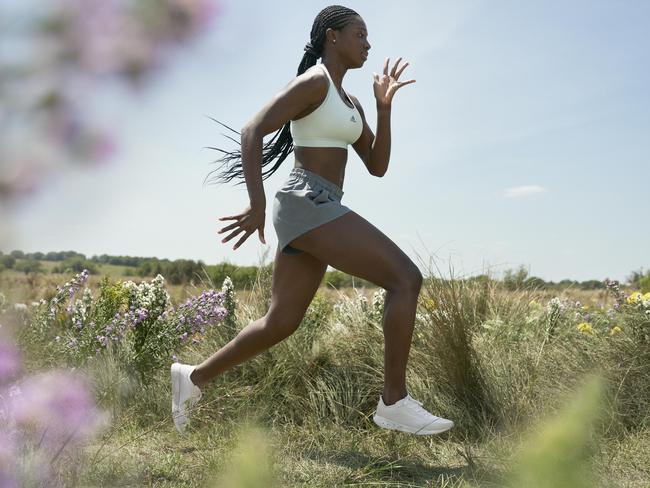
296, 64, 329, 86
289, 65, 329, 99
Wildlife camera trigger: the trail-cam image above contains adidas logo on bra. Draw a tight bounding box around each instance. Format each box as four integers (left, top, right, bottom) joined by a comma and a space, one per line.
350, 115, 357, 123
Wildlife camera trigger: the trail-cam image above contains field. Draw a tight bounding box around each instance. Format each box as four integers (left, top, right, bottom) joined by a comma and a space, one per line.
1, 263, 649, 487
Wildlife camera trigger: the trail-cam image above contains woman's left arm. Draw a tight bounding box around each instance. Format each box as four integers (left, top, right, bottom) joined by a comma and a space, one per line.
351, 57, 415, 177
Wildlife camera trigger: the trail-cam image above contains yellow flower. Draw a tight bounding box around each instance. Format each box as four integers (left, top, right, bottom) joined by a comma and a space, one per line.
424, 298, 436, 309
529, 300, 541, 308
610, 326, 622, 335
643, 292, 650, 302
577, 322, 594, 335
626, 292, 643, 304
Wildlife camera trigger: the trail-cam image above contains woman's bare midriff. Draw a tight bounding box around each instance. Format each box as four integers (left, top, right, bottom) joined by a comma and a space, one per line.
293, 146, 348, 189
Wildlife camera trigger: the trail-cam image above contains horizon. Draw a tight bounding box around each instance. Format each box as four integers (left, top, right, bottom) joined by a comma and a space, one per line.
1, 247, 641, 284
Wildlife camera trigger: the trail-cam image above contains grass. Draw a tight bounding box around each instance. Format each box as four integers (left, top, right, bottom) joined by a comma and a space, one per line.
1, 261, 649, 487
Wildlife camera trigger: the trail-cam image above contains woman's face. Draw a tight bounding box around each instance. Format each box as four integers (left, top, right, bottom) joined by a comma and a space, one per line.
331, 15, 371, 68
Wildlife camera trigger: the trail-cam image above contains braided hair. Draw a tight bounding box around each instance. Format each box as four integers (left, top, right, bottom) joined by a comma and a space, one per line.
203, 5, 359, 187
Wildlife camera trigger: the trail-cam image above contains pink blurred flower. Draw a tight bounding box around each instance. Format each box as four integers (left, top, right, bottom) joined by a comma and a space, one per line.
9, 370, 106, 449
0, 337, 20, 382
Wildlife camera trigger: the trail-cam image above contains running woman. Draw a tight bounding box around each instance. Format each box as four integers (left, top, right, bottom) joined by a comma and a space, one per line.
172, 5, 454, 436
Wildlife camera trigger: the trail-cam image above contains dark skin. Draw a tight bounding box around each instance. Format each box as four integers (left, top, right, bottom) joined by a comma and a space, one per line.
194, 15, 422, 406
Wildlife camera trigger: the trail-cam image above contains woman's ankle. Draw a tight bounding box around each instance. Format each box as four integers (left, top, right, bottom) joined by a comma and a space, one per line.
382, 388, 408, 406
190, 367, 205, 388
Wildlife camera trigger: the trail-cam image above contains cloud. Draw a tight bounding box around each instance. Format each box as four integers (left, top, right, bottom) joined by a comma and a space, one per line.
504, 185, 547, 198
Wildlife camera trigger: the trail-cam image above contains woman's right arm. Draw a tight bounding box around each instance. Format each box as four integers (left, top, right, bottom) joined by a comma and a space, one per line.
219, 69, 328, 251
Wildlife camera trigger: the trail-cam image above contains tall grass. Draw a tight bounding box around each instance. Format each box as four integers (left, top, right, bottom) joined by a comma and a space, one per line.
3, 256, 649, 486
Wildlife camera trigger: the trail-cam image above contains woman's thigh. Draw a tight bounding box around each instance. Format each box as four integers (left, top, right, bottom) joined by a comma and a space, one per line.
267, 243, 328, 330
288, 211, 422, 291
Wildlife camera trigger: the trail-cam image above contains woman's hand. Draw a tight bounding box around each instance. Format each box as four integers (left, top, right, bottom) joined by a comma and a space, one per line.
373, 57, 415, 109
218, 204, 266, 251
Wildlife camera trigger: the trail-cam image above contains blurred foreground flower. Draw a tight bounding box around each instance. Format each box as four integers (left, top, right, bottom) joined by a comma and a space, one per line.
0, 333, 107, 486
626, 292, 643, 305
0, 334, 21, 382
0, 0, 220, 206
508, 375, 604, 488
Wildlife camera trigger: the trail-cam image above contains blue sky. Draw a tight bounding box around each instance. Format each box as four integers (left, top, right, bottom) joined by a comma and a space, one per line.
4, 0, 649, 283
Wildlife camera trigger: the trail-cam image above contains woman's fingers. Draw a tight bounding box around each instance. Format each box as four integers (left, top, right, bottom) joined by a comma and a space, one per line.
383, 57, 389, 76
395, 61, 409, 80
397, 79, 416, 87
390, 57, 402, 78
218, 221, 240, 234
233, 230, 253, 250
222, 226, 246, 243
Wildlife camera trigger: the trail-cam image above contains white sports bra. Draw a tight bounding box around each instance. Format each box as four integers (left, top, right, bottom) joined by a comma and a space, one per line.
290, 63, 363, 149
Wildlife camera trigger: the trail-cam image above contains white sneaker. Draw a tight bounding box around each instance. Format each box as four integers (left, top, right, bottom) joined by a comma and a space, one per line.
171, 362, 202, 434
373, 393, 454, 435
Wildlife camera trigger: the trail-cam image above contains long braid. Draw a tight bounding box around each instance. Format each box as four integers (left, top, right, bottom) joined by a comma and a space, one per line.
203, 5, 359, 188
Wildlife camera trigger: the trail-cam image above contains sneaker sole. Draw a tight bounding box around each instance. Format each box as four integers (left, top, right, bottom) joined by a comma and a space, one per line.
171, 363, 180, 414
373, 414, 454, 435
171, 363, 186, 433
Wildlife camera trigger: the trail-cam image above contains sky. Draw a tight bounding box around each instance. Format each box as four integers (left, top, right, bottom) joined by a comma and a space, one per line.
3, 0, 649, 283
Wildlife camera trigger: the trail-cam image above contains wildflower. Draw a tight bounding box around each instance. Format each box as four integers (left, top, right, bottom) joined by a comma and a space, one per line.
8, 370, 106, 450
546, 297, 566, 312
424, 298, 437, 309
576, 322, 594, 335
642, 292, 650, 308
610, 326, 622, 335
626, 292, 643, 304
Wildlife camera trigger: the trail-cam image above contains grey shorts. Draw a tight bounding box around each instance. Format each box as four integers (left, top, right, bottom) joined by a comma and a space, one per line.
272, 167, 352, 254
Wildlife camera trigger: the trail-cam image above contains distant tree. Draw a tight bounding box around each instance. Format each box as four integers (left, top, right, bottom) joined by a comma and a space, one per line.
51, 257, 97, 275
1, 256, 16, 269
503, 265, 529, 291
579, 280, 606, 290
626, 268, 644, 288
14, 259, 43, 274
10, 250, 25, 259
466, 274, 493, 286
639, 271, 650, 293
523, 276, 547, 290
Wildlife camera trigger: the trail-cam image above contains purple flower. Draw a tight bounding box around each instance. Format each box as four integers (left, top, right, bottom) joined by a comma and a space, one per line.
0, 336, 20, 382
8, 370, 106, 449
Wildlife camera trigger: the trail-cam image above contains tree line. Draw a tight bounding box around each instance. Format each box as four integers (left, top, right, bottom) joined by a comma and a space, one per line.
1, 249, 646, 292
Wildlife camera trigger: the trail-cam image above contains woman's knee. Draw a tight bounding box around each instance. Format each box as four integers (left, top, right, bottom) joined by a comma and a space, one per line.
262, 310, 301, 340
389, 264, 423, 295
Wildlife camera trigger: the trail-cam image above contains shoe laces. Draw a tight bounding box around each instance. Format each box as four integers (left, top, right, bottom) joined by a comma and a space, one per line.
404, 396, 434, 418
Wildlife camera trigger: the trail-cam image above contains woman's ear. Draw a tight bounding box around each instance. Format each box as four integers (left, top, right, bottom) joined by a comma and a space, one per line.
324, 27, 337, 45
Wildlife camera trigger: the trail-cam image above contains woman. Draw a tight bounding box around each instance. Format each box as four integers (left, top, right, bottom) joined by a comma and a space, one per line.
171, 5, 454, 436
